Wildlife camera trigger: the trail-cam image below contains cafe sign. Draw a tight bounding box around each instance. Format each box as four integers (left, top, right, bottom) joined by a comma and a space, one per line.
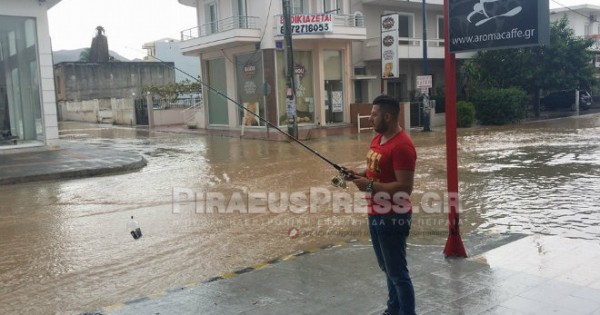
449, 0, 550, 53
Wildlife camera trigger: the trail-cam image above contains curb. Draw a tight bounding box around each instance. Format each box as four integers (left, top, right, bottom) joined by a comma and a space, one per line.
0, 157, 147, 185
81, 238, 371, 315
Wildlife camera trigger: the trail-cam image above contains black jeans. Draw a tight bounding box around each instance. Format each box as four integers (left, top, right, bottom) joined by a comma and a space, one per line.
369, 213, 416, 315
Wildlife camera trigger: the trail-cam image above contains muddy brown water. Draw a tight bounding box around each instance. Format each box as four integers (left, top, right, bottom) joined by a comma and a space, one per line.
1, 116, 599, 314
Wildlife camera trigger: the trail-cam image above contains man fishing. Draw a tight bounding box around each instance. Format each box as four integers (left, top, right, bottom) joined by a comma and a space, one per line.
347, 94, 417, 315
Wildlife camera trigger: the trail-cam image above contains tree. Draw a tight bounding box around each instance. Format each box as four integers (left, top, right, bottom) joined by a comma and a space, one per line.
142, 80, 202, 103
471, 17, 596, 117
79, 48, 91, 62
459, 59, 480, 101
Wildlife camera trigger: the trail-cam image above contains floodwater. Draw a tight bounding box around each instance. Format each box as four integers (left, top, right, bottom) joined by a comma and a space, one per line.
1, 115, 599, 314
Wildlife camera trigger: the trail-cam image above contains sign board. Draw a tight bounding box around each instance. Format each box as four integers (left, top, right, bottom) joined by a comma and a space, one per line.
286, 99, 296, 117
332, 91, 343, 113
449, 0, 549, 53
416, 75, 432, 88
277, 14, 333, 35
381, 14, 399, 79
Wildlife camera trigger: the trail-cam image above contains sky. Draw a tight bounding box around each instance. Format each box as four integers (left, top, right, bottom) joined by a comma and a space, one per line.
47, 0, 600, 61
48, 0, 197, 60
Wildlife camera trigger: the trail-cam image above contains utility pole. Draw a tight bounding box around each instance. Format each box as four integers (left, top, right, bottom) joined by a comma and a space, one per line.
421, 0, 432, 132
422, 0, 429, 75
282, 0, 298, 138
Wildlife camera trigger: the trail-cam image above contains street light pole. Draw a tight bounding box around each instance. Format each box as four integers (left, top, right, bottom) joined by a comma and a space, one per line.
282, 0, 298, 138
422, 0, 429, 75
422, 0, 432, 132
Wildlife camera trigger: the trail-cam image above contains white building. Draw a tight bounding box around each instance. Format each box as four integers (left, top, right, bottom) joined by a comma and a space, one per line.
550, 4, 600, 74
143, 38, 201, 83
176, 0, 469, 130
177, 0, 367, 129
1, 0, 61, 151
351, 0, 450, 104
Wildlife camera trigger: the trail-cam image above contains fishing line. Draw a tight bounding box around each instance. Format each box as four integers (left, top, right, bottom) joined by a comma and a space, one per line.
136, 51, 356, 186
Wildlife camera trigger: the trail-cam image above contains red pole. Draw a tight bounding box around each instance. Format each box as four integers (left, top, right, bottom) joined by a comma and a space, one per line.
443, 0, 467, 257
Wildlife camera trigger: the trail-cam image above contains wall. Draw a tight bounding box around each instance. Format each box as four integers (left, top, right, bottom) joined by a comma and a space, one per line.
58, 98, 135, 124
54, 62, 176, 101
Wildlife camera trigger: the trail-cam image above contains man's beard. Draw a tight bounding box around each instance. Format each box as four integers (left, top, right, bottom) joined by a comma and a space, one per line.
374, 121, 388, 133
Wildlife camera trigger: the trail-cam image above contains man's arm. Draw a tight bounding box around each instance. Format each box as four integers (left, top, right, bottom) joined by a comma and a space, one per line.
352, 169, 414, 196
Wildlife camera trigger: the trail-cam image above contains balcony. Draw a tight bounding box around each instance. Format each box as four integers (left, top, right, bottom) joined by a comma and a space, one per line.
273, 13, 366, 41
362, 36, 445, 61
180, 16, 262, 54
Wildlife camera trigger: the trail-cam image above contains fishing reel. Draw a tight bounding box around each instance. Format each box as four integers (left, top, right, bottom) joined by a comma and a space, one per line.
331, 174, 347, 188
331, 169, 355, 189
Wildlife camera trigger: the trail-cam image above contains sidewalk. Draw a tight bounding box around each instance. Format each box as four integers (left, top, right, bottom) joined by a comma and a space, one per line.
0, 140, 146, 185
86, 234, 600, 315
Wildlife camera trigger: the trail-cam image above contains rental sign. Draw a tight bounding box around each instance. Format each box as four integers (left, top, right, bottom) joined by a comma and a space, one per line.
277, 13, 333, 35
449, 0, 550, 53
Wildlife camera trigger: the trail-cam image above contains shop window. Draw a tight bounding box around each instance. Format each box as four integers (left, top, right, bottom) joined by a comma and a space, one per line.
276, 50, 314, 125
0, 15, 43, 145
206, 58, 229, 125
235, 51, 265, 127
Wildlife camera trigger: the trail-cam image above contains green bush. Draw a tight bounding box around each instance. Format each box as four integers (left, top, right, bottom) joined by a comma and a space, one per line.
472, 87, 529, 125
456, 101, 475, 128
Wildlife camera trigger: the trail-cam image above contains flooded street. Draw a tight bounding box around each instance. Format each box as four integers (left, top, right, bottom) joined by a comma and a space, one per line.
1, 115, 600, 314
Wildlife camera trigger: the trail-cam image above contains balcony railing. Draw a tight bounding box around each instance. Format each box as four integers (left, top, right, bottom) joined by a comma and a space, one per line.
333, 13, 365, 27
181, 16, 260, 41
365, 36, 445, 48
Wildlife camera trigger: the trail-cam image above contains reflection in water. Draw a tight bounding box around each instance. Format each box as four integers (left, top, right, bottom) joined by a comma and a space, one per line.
1, 117, 600, 313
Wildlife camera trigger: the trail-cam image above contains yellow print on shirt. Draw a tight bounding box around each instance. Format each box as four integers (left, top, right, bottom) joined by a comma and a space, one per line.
366, 149, 381, 174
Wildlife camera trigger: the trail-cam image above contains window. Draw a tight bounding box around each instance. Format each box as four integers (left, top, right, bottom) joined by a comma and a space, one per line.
397, 14, 414, 45
233, 0, 248, 28
206, 58, 229, 125
398, 14, 414, 38
323, 0, 343, 14
235, 52, 265, 127
291, 0, 308, 14
206, 2, 218, 34
585, 23, 592, 37
437, 16, 444, 46
0, 15, 43, 144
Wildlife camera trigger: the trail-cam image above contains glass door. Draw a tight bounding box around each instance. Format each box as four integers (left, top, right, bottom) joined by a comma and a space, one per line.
324, 50, 343, 124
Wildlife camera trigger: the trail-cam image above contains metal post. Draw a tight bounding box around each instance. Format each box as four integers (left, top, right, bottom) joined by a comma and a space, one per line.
422, 0, 431, 132
422, 0, 429, 75
575, 89, 580, 116
282, 0, 298, 138
443, 0, 466, 257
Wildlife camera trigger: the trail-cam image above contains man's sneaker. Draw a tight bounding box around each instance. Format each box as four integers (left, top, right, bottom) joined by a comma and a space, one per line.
380, 310, 392, 315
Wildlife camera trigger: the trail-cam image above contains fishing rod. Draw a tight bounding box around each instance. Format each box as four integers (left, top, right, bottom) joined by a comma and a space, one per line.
146, 54, 356, 187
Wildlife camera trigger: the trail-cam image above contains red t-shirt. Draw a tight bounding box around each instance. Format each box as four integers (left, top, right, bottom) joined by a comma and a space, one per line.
365, 130, 416, 215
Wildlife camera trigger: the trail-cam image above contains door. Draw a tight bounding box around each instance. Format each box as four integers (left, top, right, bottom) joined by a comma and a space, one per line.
324, 80, 343, 123
134, 99, 148, 125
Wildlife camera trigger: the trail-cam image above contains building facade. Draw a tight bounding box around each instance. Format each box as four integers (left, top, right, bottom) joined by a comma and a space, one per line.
177, 0, 366, 130
550, 4, 600, 81
143, 38, 201, 83
1, 0, 61, 151
351, 0, 449, 104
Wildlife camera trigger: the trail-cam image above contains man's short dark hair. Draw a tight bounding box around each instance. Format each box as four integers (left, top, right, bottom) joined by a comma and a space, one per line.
373, 94, 399, 118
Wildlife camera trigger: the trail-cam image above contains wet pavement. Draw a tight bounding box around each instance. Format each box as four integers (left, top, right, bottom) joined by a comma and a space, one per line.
94, 234, 600, 315
0, 141, 147, 185
1, 114, 600, 314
